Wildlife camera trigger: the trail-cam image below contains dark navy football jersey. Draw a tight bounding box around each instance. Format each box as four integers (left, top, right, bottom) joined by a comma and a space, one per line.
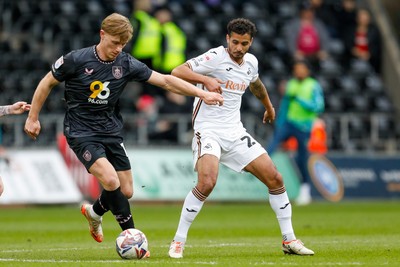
51, 45, 152, 138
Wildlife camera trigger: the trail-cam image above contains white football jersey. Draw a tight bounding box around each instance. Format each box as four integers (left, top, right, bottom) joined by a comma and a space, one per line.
188, 46, 259, 133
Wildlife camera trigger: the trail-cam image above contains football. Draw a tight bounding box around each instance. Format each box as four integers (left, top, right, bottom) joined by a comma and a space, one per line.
115, 228, 149, 260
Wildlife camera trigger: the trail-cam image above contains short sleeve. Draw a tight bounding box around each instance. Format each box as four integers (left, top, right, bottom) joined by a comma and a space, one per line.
247, 54, 259, 83
187, 46, 223, 75
127, 56, 153, 82
51, 52, 76, 82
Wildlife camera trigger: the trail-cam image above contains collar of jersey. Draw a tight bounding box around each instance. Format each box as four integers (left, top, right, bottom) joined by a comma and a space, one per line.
93, 45, 116, 65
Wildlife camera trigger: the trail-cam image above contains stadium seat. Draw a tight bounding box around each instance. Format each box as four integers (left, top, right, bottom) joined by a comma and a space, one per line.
365, 74, 385, 95
242, 2, 265, 19
352, 95, 370, 112
277, 1, 297, 19
348, 116, 368, 140
268, 55, 287, 78
168, 2, 184, 18
319, 59, 342, 79
254, 19, 275, 39
86, 0, 104, 16
192, 1, 209, 18
315, 75, 332, 94
177, 18, 196, 37
337, 75, 359, 94
349, 59, 373, 80
325, 93, 344, 112
60, 0, 76, 16
204, 18, 223, 36
219, 3, 235, 18
328, 38, 345, 58
373, 95, 394, 112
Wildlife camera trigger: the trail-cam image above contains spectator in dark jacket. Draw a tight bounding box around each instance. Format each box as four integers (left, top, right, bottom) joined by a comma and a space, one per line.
343, 8, 382, 73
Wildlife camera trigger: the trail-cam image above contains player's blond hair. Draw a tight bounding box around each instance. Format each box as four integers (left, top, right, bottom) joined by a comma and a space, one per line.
101, 13, 133, 43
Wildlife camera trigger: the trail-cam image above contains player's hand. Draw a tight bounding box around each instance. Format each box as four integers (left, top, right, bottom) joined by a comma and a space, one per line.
24, 118, 41, 140
204, 77, 224, 94
263, 107, 275, 124
10, 101, 31, 115
202, 92, 224, 106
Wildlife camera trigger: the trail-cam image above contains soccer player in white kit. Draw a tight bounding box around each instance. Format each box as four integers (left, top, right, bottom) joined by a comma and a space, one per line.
0, 101, 31, 197
168, 18, 314, 257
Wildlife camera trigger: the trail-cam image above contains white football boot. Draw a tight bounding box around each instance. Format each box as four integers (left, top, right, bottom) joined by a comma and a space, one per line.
282, 239, 314, 255
169, 240, 185, 258
81, 204, 103, 243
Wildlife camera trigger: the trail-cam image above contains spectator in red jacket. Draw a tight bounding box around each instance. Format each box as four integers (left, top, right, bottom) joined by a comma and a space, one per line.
284, 2, 331, 70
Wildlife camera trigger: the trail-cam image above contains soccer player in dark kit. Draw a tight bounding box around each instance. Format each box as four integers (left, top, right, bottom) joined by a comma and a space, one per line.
24, 13, 223, 252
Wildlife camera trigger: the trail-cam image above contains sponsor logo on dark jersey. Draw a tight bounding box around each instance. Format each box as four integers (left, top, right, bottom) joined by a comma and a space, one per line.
85, 68, 94, 75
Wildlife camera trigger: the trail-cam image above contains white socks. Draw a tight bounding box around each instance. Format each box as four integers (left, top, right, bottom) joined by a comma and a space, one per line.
173, 188, 206, 242
269, 186, 296, 242
173, 186, 296, 243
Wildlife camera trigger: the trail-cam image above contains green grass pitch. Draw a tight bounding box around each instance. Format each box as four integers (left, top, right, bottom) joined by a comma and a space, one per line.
0, 201, 399, 267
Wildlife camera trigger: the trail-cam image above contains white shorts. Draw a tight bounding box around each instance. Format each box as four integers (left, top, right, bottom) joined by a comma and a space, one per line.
192, 129, 267, 173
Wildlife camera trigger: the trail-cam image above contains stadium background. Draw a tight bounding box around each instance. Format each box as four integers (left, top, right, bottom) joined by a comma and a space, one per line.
0, 0, 400, 204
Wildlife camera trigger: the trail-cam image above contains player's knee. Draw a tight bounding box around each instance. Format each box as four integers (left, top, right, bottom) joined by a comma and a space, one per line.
269, 169, 284, 188
198, 176, 217, 196
101, 176, 120, 191
121, 187, 133, 199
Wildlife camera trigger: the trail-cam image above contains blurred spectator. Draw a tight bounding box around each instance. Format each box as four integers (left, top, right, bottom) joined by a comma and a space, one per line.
343, 8, 382, 73
284, 2, 331, 70
309, 0, 338, 38
135, 94, 160, 139
266, 60, 325, 205
335, 0, 358, 41
152, 5, 187, 74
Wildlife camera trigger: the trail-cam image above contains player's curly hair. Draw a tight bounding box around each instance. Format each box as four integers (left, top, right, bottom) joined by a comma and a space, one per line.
227, 18, 257, 38
101, 13, 133, 43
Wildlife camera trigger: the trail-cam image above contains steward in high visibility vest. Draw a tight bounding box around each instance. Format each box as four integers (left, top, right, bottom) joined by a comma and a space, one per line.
130, 10, 161, 68
152, 6, 187, 73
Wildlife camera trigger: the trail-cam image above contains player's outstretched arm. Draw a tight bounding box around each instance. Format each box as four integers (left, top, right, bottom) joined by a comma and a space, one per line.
147, 71, 224, 106
0, 102, 30, 117
172, 63, 224, 94
24, 72, 60, 140
249, 77, 275, 124
9, 102, 31, 115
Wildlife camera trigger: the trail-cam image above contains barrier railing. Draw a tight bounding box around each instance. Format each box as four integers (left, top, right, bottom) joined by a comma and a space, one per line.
0, 112, 398, 153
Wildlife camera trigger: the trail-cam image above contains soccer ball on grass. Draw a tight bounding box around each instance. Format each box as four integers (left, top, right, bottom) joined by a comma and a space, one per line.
116, 228, 149, 259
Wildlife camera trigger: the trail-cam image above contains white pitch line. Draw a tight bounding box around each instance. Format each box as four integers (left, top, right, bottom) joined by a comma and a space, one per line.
0, 258, 217, 265
0, 258, 371, 266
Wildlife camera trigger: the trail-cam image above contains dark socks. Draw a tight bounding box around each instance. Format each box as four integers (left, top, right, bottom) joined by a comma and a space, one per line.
94, 187, 134, 230
92, 191, 110, 216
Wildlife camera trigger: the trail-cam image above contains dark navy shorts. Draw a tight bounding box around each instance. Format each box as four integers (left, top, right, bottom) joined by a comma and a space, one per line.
67, 136, 131, 172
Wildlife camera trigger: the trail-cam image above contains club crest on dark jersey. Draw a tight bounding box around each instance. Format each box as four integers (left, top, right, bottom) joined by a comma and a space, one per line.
112, 66, 123, 79
83, 150, 92, 162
